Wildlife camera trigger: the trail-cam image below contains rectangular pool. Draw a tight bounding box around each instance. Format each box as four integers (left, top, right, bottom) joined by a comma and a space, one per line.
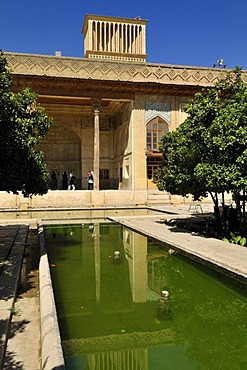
44, 222, 247, 370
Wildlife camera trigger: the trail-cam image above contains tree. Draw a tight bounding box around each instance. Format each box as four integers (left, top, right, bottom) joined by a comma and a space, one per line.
154, 67, 247, 236
0, 51, 52, 196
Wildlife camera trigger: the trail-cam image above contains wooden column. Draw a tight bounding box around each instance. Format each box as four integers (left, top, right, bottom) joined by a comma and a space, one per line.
92, 99, 100, 191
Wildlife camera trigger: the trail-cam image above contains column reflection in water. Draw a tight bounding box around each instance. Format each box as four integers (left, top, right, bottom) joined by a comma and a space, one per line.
93, 223, 100, 303
122, 228, 148, 303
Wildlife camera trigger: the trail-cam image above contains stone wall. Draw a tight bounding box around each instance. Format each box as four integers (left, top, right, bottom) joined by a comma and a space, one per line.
0, 190, 148, 209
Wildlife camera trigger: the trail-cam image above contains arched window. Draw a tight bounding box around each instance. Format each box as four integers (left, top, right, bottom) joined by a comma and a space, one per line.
146, 116, 169, 151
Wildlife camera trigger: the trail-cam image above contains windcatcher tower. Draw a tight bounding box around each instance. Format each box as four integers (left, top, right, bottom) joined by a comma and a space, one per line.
82, 14, 148, 62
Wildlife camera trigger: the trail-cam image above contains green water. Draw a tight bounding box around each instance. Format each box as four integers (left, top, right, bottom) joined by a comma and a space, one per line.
44, 222, 247, 370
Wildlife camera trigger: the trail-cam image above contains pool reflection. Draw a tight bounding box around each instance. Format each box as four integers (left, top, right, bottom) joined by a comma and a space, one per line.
44, 223, 247, 370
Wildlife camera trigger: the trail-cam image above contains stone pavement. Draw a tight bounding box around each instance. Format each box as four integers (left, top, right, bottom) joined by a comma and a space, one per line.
110, 203, 247, 284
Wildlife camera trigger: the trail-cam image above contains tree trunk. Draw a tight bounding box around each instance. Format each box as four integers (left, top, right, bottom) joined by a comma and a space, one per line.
240, 189, 246, 236
209, 191, 222, 235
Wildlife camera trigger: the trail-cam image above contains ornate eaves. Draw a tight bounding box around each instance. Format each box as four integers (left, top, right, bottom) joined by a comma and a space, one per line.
5, 52, 247, 88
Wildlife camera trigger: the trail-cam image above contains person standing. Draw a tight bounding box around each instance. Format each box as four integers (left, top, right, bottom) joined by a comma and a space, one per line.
87, 170, 94, 190
68, 172, 76, 190
62, 171, 68, 190
50, 170, 57, 190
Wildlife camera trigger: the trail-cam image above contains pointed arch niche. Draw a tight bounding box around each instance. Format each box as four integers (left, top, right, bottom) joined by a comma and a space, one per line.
146, 116, 169, 187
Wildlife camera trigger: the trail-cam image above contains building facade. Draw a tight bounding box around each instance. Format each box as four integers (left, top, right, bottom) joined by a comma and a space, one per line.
4, 14, 247, 206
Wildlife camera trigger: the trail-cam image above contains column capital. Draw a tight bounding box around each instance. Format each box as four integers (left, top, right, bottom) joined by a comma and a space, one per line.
92, 98, 101, 113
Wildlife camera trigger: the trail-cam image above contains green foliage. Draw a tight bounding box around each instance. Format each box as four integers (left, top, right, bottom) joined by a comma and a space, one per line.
222, 232, 247, 246
8, 305, 21, 316
154, 67, 247, 234
0, 51, 52, 196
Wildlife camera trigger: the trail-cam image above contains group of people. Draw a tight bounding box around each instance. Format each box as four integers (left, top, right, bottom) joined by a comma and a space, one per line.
50, 171, 76, 190
50, 170, 94, 190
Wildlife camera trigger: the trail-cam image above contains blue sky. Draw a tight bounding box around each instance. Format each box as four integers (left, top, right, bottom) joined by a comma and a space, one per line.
1, 0, 247, 69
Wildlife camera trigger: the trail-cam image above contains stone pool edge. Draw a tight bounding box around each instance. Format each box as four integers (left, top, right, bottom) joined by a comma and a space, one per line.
37, 211, 247, 369
38, 223, 65, 370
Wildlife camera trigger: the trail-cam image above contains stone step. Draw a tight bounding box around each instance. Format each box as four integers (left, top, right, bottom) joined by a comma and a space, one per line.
147, 191, 171, 204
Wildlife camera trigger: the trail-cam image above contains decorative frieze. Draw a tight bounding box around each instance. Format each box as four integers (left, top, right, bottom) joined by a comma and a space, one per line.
100, 118, 111, 131
81, 116, 92, 129
5, 52, 246, 88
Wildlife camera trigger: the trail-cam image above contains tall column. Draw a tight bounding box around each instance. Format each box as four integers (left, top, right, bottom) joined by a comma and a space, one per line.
115, 23, 119, 53
92, 99, 100, 191
88, 20, 93, 51
99, 21, 102, 51
133, 25, 136, 54
104, 22, 107, 51
125, 24, 128, 53
128, 25, 131, 53
142, 25, 146, 54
